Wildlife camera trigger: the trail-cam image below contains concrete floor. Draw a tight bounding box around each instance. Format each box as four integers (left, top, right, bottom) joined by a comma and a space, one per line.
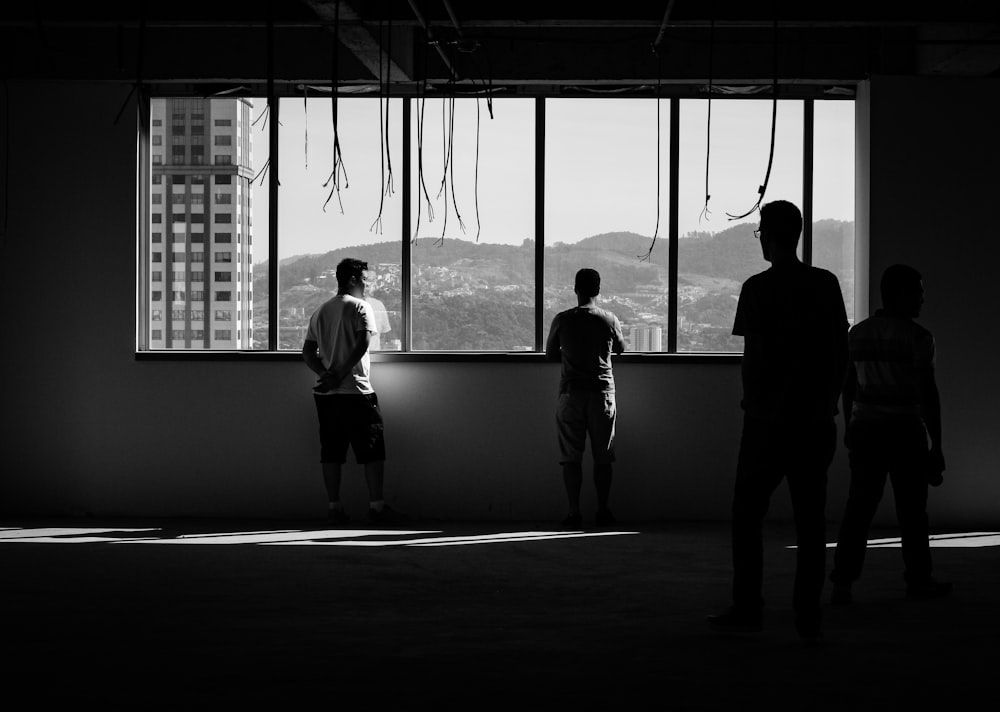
1, 517, 996, 710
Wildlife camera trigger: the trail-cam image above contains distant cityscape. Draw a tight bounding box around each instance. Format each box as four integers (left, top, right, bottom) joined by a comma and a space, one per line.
147, 101, 853, 354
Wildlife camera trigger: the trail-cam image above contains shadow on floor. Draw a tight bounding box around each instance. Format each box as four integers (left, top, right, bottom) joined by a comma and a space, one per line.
1, 517, 996, 709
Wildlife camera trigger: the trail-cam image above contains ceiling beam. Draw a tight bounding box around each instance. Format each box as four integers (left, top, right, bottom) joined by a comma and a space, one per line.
301, 0, 411, 82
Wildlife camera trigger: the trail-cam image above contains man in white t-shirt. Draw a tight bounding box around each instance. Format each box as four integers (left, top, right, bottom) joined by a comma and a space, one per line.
302, 258, 404, 524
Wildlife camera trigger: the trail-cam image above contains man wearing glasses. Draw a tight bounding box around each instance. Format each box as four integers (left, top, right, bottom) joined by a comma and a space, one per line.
708, 200, 849, 641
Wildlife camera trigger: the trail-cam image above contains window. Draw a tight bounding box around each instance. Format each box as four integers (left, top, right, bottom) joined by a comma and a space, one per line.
215, 329, 232, 340
191, 310, 204, 320
172, 309, 186, 319
151, 291, 162, 301
151, 309, 162, 321
152, 135, 162, 146
152, 252, 162, 263
141, 94, 853, 354
151, 329, 162, 339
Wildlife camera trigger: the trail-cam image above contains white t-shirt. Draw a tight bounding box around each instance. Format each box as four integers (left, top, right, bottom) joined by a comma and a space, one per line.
305, 294, 376, 395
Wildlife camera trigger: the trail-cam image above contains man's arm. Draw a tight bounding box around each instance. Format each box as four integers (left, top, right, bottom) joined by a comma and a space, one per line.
920, 367, 944, 466
544, 317, 561, 362
841, 361, 857, 447
302, 339, 325, 377
320, 330, 373, 389
611, 318, 626, 356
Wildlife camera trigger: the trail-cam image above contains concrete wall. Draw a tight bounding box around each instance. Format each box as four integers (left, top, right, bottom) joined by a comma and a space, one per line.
1, 78, 998, 528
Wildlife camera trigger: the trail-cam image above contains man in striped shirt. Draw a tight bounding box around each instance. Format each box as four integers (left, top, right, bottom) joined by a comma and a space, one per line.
830, 264, 951, 603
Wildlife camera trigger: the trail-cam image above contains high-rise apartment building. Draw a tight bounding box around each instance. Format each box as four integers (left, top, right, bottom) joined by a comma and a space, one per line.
147, 98, 254, 349
629, 324, 663, 352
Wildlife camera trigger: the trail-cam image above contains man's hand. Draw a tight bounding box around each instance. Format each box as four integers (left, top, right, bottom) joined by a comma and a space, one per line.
315, 369, 345, 393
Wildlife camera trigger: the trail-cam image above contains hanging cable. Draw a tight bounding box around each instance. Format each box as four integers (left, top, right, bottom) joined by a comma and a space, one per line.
699, 11, 715, 225
726, 17, 779, 221
113, 3, 146, 127
638, 50, 664, 263
322, 1, 349, 214
474, 95, 481, 242
302, 85, 308, 170
413, 28, 435, 244
370, 11, 391, 234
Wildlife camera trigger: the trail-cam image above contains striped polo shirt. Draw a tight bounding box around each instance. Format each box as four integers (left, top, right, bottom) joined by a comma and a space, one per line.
850, 309, 935, 421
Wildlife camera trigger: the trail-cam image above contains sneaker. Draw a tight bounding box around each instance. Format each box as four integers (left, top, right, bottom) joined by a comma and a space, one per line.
706, 607, 762, 632
594, 508, 617, 528
327, 508, 350, 525
906, 578, 953, 599
367, 504, 408, 524
560, 513, 583, 530
831, 584, 853, 605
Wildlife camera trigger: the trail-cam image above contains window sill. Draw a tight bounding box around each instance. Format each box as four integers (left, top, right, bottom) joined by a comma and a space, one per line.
134, 350, 742, 364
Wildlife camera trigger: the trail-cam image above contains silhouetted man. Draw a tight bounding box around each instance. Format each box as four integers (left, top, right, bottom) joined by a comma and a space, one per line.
829, 264, 951, 603
708, 200, 849, 640
545, 268, 626, 529
302, 258, 404, 524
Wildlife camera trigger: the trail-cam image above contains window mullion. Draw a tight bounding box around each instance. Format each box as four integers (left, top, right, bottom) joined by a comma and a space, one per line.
402, 97, 412, 352
802, 99, 814, 265
535, 97, 546, 353
667, 97, 680, 353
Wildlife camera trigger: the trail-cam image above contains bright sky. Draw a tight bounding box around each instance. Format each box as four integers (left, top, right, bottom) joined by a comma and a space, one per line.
250, 97, 854, 261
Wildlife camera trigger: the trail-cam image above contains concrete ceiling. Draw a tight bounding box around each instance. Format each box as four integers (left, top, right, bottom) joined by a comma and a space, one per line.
2, 1, 998, 94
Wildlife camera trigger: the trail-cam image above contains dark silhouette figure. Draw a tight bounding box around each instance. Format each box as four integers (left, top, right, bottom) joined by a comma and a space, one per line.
708, 200, 849, 640
545, 268, 626, 529
302, 258, 405, 525
829, 264, 951, 603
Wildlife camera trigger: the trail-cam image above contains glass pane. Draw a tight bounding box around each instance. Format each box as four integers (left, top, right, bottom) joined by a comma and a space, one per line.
812, 101, 856, 325
410, 98, 535, 351
145, 97, 267, 350
677, 99, 803, 352
544, 98, 671, 352
276, 97, 403, 352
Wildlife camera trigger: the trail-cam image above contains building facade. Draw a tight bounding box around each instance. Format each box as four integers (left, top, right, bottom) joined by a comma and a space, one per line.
147, 98, 254, 349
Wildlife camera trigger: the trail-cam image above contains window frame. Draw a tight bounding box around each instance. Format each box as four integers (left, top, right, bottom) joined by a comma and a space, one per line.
136, 90, 854, 362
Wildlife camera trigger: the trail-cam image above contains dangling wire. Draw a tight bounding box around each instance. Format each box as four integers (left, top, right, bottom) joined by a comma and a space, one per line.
726, 17, 779, 221
639, 50, 664, 262
322, 3, 348, 214
370, 12, 391, 234
302, 85, 308, 170
447, 95, 467, 236
698, 12, 715, 225
113, 3, 146, 128
413, 29, 435, 244
474, 95, 481, 241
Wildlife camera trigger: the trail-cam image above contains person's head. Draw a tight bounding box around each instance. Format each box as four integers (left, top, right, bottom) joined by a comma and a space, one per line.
574, 268, 601, 300
756, 200, 802, 262
336, 258, 369, 296
880, 263, 924, 318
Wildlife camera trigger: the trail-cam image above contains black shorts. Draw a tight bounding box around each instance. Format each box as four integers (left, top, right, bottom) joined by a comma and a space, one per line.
313, 393, 386, 464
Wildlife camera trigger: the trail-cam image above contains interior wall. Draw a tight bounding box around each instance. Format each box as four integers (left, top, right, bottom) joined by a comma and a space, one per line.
864, 75, 1000, 528
1, 78, 997, 528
